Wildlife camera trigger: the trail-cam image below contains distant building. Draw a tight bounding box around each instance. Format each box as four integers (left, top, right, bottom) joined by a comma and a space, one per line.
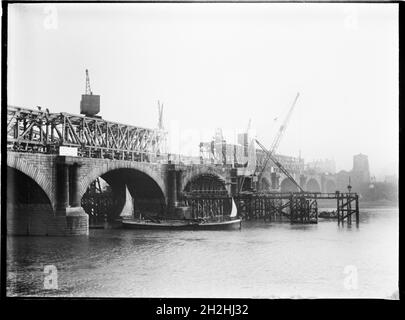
352, 153, 370, 187
336, 170, 351, 191
237, 133, 248, 157
200, 138, 247, 165
199, 130, 304, 173
256, 149, 304, 174
305, 158, 336, 174
335, 153, 371, 194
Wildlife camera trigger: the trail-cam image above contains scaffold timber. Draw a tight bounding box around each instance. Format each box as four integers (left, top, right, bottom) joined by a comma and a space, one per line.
183, 191, 359, 225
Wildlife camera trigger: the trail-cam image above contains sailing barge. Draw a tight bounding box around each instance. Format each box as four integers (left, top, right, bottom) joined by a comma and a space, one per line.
121, 217, 241, 230
121, 193, 241, 230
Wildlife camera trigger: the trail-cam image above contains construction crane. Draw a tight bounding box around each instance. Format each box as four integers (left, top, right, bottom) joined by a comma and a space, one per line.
238, 93, 300, 193
80, 69, 100, 117
256, 92, 300, 181
85, 69, 93, 95
245, 118, 252, 141
156, 100, 168, 155
255, 139, 304, 193
157, 100, 164, 130
270, 93, 299, 154
238, 118, 252, 192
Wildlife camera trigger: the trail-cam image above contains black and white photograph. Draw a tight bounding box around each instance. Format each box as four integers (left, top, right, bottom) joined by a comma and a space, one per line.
2, 1, 399, 301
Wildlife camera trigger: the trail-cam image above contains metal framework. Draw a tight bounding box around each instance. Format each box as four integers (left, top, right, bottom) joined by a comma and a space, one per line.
7, 105, 164, 161
81, 193, 117, 224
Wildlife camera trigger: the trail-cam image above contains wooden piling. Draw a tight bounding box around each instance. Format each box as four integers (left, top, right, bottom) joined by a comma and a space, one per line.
336, 191, 340, 224
355, 194, 360, 225
289, 194, 294, 223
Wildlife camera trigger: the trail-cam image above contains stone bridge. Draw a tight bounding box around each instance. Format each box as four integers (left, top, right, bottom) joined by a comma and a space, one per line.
6, 151, 337, 236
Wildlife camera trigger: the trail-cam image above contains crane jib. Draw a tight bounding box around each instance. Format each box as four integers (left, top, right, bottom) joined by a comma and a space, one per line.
255, 138, 304, 193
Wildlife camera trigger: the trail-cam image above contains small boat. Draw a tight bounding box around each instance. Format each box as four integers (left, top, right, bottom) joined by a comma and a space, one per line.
318, 210, 338, 219
121, 198, 241, 230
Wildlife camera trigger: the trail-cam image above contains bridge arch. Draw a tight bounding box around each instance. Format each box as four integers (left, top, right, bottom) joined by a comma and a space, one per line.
183, 173, 228, 194
7, 166, 53, 207
181, 166, 228, 194
80, 166, 167, 221
78, 161, 167, 202
6, 166, 54, 235
306, 178, 321, 192
280, 178, 300, 192
6, 155, 54, 209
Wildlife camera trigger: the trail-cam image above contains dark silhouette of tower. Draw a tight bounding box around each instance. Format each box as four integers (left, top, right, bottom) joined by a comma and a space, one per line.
352, 153, 370, 189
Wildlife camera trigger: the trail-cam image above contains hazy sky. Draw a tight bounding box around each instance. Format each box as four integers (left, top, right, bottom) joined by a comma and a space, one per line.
7, 3, 398, 178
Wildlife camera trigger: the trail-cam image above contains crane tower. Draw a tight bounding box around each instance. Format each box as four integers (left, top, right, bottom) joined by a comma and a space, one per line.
80, 69, 100, 117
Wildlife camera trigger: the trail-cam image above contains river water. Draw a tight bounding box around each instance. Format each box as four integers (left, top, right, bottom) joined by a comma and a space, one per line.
6, 205, 398, 298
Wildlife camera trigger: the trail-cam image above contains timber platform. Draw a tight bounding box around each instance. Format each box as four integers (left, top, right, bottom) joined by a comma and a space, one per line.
183, 191, 359, 225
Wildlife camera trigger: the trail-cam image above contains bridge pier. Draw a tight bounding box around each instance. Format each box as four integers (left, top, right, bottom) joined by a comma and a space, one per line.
166, 164, 187, 218
55, 161, 69, 212
52, 158, 88, 236
70, 163, 81, 207
167, 164, 178, 210
230, 168, 238, 196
